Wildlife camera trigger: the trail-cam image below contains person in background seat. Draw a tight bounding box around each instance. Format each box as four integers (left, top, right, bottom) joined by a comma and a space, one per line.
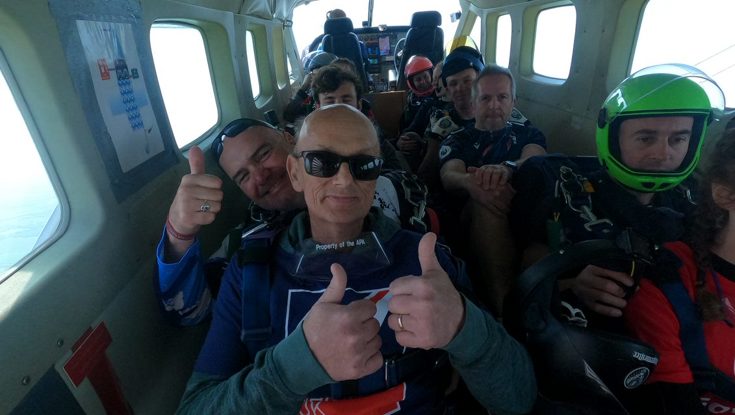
439, 64, 547, 315
396, 61, 452, 173
283, 51, 337, 129
400, 55, 437, 131
311, 64, 409, 171
400, 46, 483, 192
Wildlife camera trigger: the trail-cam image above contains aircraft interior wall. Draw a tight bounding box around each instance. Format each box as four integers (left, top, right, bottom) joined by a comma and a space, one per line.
0, 0, 733, 413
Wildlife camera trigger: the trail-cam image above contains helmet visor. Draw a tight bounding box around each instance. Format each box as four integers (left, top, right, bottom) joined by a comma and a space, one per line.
625, 64, 726, 117
608, 113, 707, 175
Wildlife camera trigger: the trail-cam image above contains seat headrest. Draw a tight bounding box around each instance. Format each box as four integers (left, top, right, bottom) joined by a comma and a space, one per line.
325, 17, 354, 34
411, 11, 441, 27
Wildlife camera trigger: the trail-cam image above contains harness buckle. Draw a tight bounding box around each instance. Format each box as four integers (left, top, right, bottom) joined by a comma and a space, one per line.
615, 228, 655, 262
583, 218, 614, 233
241, 222, 269, 241
384, 356, 398, 387
398, 173, 429, 232
558, 166, 592, 215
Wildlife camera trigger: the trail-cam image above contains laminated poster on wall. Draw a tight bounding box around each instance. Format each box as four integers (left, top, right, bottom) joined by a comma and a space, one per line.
77, 20, 164, 173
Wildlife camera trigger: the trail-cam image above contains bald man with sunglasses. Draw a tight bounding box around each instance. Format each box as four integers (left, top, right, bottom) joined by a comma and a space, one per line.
158, 118, 421, 326
177, 104, 535, 415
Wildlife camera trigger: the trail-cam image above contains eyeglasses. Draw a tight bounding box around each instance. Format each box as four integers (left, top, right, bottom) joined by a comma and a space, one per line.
212, 118, 275, 160
298, 150, 383, 181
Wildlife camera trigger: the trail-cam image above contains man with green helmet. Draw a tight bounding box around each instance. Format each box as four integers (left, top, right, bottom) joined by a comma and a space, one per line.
510, 64, 725, 322
596, 64, 720, 194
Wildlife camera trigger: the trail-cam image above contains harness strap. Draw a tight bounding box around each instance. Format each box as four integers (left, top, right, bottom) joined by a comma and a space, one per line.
556, 165, 613, 234
400, 177, 428, 233
549, 163, 611, 250
327, 349, 449, 398
239, 228, 281, 358
382, 170, 429, 233
659, 279, 735, 400
383, 349, 447, 387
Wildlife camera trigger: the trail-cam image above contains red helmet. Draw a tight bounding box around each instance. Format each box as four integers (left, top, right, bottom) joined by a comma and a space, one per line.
404, 55, 435, 96
405, 55, 433, 78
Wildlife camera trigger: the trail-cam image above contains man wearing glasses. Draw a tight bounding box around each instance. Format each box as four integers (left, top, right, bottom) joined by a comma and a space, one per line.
158, 118, 423, 326
176, 104, 536, 415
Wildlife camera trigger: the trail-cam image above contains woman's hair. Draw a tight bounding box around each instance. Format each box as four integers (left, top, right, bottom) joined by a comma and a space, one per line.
690, 127, 735, 321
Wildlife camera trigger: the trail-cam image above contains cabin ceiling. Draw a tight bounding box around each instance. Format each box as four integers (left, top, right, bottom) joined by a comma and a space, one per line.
167, 0, 276, 19
167, 0, 532, 21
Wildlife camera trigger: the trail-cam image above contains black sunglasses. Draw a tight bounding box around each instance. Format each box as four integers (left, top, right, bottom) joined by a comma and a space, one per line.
298, 151, 383, 181
212, 118, 275, 160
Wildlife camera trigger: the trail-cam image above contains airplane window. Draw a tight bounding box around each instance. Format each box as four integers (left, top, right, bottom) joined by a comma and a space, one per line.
245, 30, 261, 98
0, 67, 61, 279
532, 5, 576, 79
469, 14, 483, 53
632, 0, 735, 108
495, 14, 511, 68
150, 24, 218, 148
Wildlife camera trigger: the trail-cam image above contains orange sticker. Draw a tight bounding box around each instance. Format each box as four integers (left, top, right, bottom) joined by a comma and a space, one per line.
98, 58, 110, 80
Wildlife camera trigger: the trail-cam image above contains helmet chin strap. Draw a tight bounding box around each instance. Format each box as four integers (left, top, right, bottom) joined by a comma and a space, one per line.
412, 85, 435, 97
407, 77, 435, 97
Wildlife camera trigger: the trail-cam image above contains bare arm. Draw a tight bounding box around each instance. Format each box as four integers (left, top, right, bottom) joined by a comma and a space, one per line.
439, 158, 472, 193
517, 143, 546, 164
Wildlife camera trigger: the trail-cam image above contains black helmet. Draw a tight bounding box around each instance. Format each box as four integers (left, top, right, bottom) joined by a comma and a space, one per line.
441, 46, 484, 87
507, 240, 659, 414
306, 51, 338, 73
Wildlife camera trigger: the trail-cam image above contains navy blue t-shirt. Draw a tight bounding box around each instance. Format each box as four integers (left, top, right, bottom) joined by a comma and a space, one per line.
438, 123, 547, 168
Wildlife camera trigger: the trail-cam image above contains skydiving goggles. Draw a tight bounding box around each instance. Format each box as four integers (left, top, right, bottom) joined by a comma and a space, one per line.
297, 150, 383, 181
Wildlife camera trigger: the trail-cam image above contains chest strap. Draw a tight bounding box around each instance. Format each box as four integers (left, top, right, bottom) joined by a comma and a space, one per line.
659, 278, 735, 401
323, 349, 449, 399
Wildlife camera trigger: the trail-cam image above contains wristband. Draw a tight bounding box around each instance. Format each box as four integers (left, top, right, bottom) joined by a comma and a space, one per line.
166, 217, 195, 241
501, 160, 518, 173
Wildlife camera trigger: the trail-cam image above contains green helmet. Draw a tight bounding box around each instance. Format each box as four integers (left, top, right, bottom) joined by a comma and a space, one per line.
596, 64, 725, 192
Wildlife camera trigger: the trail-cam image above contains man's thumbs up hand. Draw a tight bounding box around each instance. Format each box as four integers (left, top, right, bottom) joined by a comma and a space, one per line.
304, 263, 383, 381
167, 146, 224, 239
418, 231, 443, 276
188, 145, 206, 175
315, 263, 348, 304
388, 233, 465, 349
